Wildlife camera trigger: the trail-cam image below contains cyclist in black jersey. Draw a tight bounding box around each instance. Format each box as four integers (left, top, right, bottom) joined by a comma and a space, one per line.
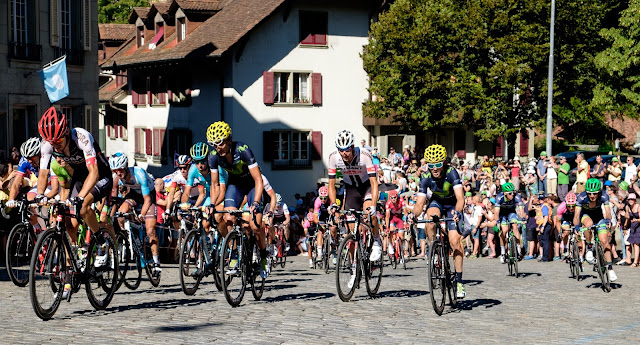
206, 121, 268, 278
411, 144, 466, 299
493, 182, 525, 262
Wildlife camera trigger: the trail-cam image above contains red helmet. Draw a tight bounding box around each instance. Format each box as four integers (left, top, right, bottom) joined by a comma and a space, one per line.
38, 106, 67, 142
565, 192, 577, 205
388, 190, 398, 198
318, 186, 328, 197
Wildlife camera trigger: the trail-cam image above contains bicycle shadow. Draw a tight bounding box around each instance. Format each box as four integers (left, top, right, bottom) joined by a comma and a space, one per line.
70, 297, 214, 317
464, 279, 483, 286
155, 321, 221, 332
454, 298, 502, 311
586, 282, 623, 290
262, 292, 335, 303
268, 278, 311, 284
376, 289, 428, 298
516, 272, 542, 278
264, 283, 297, 292
383, 274, 411, 279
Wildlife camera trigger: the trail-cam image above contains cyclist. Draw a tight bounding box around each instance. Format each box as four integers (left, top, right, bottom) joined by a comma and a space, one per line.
385, 190, 408, 259
207, 121, 268, 278
555, 192, 578, 260
411, 144, 466, 298
311, 186, 337, 266
573, 178, 617, 281
493, 182, 525, 263
180, 143, 218, 240
267, 193, 290, 257
109, 152, 161, 275
163, 155, 193, 217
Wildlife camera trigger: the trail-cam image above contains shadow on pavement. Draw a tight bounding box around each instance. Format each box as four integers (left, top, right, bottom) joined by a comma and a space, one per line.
268, 278, 311, 283
464, 279, 483, 286
516, 272, 542, 278
383, 274, 411, 279
376, 289, 428, 298
264, 284, 297, 292
155, 322, 221, 332
586, 282, 622, 290
456, 298, 502, 311
262, 292, 335, 303
72, 298, 215, 317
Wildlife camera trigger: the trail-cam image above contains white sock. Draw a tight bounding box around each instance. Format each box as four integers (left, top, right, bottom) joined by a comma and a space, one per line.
517, 245, 521, 254
500, 246, 505, 254
153, 255, 160, 264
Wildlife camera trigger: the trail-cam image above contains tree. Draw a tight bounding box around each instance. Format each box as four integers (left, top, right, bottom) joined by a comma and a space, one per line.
99, 0, 149, 24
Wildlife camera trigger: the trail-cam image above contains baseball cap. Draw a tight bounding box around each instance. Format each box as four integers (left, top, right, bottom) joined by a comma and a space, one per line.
620, 181, 630, 191
465, 192, 472, 197
540, 151, 547, 156
612, 157, 619, 162
489, 198, 496, 204
629, 193, 637, 200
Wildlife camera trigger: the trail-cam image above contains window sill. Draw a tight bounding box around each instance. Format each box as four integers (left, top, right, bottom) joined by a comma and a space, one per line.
298, 43, 329, 49
134, 153, 146, 160
150, 103, 167, 107
272, 102, 314, 107
271, 164, 313, 170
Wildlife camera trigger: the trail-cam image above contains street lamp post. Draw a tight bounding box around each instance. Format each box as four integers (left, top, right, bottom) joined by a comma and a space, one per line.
546, 0, 556, 156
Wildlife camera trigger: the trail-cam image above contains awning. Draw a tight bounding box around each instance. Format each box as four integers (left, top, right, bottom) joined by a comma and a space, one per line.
148, 26, 164, 50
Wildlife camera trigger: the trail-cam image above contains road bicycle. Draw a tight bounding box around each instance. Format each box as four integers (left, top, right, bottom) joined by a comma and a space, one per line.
505, 225, 519, 278
587, 224, 611, 293
320, 219, 338, 274
564, 228, 582, 280
387, 227, 407, 270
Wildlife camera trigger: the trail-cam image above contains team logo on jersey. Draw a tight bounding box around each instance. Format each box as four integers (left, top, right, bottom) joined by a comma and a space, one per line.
432, 181, 452, 198
238, 144, 248, 152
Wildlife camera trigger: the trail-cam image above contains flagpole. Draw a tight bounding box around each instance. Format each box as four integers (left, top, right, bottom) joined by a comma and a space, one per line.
43, 55, 66, 69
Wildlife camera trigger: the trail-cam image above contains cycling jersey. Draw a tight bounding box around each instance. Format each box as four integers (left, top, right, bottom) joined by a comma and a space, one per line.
576, 191, 609, 211
40, 128, 111, 181
118, 167, 154, 197
313, 197, 330, 222
50, 160, 68, 184
208, 141, 258, 187
187, 165, 212, 196
272, 203, 290, 218
495, 192, 523, 218
15, 157, 39, 179
417, 166, 462, 205
556, 201, 576, 224
386, 198, 405, 215
327, 147, 376, 187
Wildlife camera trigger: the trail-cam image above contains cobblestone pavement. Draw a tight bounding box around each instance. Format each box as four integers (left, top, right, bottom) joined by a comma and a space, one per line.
1, 253, 640, 344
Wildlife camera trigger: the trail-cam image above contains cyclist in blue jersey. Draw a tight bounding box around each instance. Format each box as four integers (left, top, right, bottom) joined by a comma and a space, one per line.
109, 152, 161, 275
7, 137, 60, 205
493, 182, 525, 262
206, 121, 268, 278
411, 144, 466, 299
573, 178, 617, 281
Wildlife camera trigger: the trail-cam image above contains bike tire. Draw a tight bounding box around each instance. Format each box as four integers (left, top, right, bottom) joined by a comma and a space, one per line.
212, 237, 223, 292
115, 231, 130, 290
336, 234, 359, 302
323, 236, 331, 273
596, 242, 611, 292
6, 223, 34, 287
280, 239, 287, 269
401, 239, 407, 270
221, 230, 247, 307
29, 228, 64, 320
121, 231, 142, 290
85, 228, 119, 310
509, 235, 518, 278
446, 246, 458, 309
179, 229, 203, 295
571, 239, 580, 279
365, 243, 383, 297
428, 240, 446, 316
251, 243, 265, 301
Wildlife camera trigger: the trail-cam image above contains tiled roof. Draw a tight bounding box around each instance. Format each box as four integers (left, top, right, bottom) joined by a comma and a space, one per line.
102, 0, 286, 68
132, 7, 150, 20
99, 24, 135, 41
176, 0, 223, 11
153, 0, 174, 14
99, 78, 125, 102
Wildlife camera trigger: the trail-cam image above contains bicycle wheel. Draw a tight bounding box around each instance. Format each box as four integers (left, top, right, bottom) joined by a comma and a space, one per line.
595, 243, 611, 293
6, 224, 35, 287
446, 246, 458, 308
221, 230, 246, 307
85, 229, 118, 310
323, 236, 331, 274
140, 233, 160, 287
401, 239, 407, 270
280, 238, 287, 269
29, 229, 64, 320
212, 238, 223, 291
121, 232, 142, 290
509, 235, 518, 278
365, 242, 383, 297
571, 239, 581, 279
336, 234, 359, 302
115, 231, 130, 290
179, 229, 203, 295
428, 240, 446, 315
251, 243, 265, 301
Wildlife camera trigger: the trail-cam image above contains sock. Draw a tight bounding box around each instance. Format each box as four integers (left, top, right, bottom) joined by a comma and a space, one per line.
456, 272, 463, 283
517, 245, 521, 254
260, 248, 268, 260
318, 248, 323, 256
500, 246, 505, 255
153, 255, 160, 264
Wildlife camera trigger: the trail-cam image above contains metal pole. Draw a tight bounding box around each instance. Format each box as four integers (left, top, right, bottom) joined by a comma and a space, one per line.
546, 0, 556, 156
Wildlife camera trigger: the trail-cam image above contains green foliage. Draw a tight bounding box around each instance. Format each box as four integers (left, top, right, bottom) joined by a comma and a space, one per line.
99, 0, 149, 24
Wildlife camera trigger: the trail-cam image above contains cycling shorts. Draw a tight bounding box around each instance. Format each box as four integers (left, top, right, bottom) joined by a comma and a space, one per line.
580, 215, 610, 235
389, 215, 404, 231
70, 175, 113, 204
500, 213, 520, 225
426, 201, 463, 234
225, 184, 262, 214
344, 182, 372, 211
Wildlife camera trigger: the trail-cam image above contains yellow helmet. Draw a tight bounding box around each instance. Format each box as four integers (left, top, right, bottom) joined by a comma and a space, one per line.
424, 144, 447, 163
206, 121, 231, 145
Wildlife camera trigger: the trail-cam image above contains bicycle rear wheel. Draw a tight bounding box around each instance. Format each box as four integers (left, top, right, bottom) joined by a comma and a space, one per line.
428, 240, 446, 315
212, 238, 223, 291
121, 232, 142, 290
142, 234, 161, 287
179, 230, 203, 295
251, 242, 265, 301
509, 235, 518, 278
323, 236, 331, 273
29, 228, 64, 320
365, 243, 383, 297
336, 234, 359, 302
401, 239, 408, 270
221, 231, 246, 307
115, 231, 131, 290
85, 228, 118, 310
6, 224, 34, 287
280, 237, 287, 268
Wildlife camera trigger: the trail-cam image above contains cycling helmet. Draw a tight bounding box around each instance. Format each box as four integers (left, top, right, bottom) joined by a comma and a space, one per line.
38, 106, 67, 142
109, 152, 128, 170
190, 142, 209, 160
20, 137, 41, 158
276, 193, 283, 204
585, 178, 602, 193
424, 144, 447, 163
388, 190, 398, 198
335, 130, 354, 150
177, 155, 192, 166
206, 121, 231, 146
501, 182, 515, 193
318, 186, 328, 197
565, 192, 577, 205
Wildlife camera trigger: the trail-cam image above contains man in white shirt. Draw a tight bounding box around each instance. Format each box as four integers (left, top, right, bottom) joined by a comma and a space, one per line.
623, 155, 637, 185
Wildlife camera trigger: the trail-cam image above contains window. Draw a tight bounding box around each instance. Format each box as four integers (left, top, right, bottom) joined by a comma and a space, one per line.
10, 0, 28, 44
9, 0, 39, 61
274, 72, 311, 104
105, 110, 127, 140
151, 76, 167, 105
167, 129, 192, 159
152, 128, 166, 163
177, 17, 186, 42
136, 26, 145, 47
268, 131, 312, 169
134, 127, 152, 156
299, 11, 327, 46
12, 105, 37, 150
60, 0, 72, 51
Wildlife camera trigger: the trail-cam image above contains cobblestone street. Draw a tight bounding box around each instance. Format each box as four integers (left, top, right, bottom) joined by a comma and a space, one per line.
2, 254, 640, 344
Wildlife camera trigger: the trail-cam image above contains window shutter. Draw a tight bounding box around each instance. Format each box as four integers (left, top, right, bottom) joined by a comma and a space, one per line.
263, 131, 274, 161
146, 77, 151, 105
84, 105, 92, 133
311, 131, 322, 160
153, 129, 160, 156
135, 128, 141, 154
519, 131, 529, 157
106, 125, 114, 139
263, 71, 274, 105
50, 0, 60, 47
145, 129, 152, 155
121, 125, 128, 141
311, 73, 322, 105
495, 136, 504, 157
132, 91, 139, 105
315, 34, 327, 45
82, 0, 91, 51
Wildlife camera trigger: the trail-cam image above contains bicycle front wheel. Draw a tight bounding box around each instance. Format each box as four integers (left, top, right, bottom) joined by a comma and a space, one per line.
221, 230, 246, 307
323, 238, 331, 274
142, 234, 160, 287
179, 229, 203, 295
365, 243, 383, 297
29, 228, 64, 320
595, 242, 611, 292
428, 240, 446, 316
85, 228, 119, 310
571, 239, 580, 279
251, 242, 265, 301
509, 235, 518, 278
336, 234, 359, 302
6, 224, 35, 287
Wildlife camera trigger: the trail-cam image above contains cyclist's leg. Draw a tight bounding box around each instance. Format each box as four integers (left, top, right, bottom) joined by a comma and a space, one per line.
499, 218, 509, 258
580, 214, 594, 261
444, 207, 464, 284
143, 204, 159, 261
597, 220, 612, 262
425, 200, 443, 242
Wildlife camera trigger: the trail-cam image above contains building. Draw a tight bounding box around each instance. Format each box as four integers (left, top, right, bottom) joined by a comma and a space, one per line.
0, 0, 99, 160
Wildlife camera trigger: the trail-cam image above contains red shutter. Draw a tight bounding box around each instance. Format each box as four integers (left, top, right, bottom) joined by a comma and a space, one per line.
456, 150, 466, 158
118, 125, 123, 138
135, 128, 141, 154
159, 92, 166, 104
167, 90, 173, 102
145, 129, 152, 155
263, 131, 274, 161
311, 131, 322, 160
311, 73, 322, 105
263, 71, 274, 105
132, 91, 139, 105
314, 34, 327, 45
519, 131, 529, 157
495, 136, 504, 157
153, 129, 160, 155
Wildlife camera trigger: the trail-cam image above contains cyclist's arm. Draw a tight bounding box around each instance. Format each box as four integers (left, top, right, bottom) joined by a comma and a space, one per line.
8, 173, 26, 200
165, 185, 176, 212
604, 205, 611, 221
45, 177, 59, 199
328, 178, 337, 206
194, 185, 205, 207
385, 209, 391, 229
77, 163, 99, 198
181, 185, 192, 204
210, 170, 220, 206
249, 165, 263, 205
215, 183, 226, 206
573, 206, 582, 227
284, 212, 290, 226
267, 188, 277, 213
493, 206, 501, 222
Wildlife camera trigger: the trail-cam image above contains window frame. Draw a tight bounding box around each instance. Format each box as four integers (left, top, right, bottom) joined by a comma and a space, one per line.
10, 0, 28, 44
271, 130, 312, 170
177, 17, 186, 42
60, 0, 72, 51
272, 70, 313, 105
299, 11, 328, 47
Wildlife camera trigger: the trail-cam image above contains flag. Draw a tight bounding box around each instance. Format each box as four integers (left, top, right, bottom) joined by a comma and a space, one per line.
39, 57, 69, 103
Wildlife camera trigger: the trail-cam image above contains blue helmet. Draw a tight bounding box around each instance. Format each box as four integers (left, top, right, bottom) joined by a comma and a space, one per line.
190, 142, 209, 160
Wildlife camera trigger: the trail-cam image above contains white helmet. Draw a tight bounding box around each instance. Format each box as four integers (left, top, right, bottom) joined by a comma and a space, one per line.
335, 130, 354, 150
109, 152, 128, 170
20, 137, 41, 158
276, 193, 282, 204
177, 155, 192, 166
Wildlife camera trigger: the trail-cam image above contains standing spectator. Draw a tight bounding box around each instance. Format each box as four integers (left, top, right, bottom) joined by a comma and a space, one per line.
372, 147, 380, 166
361, 139, 373, 152
557, 156, 571, 201
623, 155, 637, 185
607, 157, 622, 185
624, 193, 640, 267
575, 153, 589, 193
535, 193, 552, 262
510, 157, 522, 191
464, 195, 483, 258
380, 156, 392, 183
524, 195, 540, 259
410, 147, 418, 161
388, 147, 402, 166
546, 156, 558, 196
402, 145, 411, 168
395, 171, 408, 194
537, 151, 548, 195
494, 161, 508, 188
525, 166, 538, 197
591, 155, 607, 184
294, 193, 304, 213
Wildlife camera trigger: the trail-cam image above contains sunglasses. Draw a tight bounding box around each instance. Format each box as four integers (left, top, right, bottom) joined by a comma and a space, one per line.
319, 196, 327, 200
338, 147, 351, 152
504, 192, 514, 196
427, 162, 444, 169
208, 139, 224, 147
50, 137, 65, 145
390, 196, 398, 199
567, 204, 575, 208
195, 159, 207, 165
587, 192, 599, 196
179, 166, 189, 170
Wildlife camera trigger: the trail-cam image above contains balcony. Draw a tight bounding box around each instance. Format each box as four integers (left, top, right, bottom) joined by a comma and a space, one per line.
54, 47, 85, 66
8, 42, 42, 62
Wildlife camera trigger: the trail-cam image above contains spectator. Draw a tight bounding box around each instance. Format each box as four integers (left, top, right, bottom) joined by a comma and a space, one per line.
575, 153, 589, 193
464, 195, 483, 258
510, 157, 522, 191
380, 156, 392, 183
537, 151, 548, 195
372, 147, 380, 166
402, 145, 411, 168
607, 157, 622, 185
557, 156, 571, 201
361, 139, 373, 152
625, 193, 640, 267
494, 161, 508, 187
535, 193, 552, 262
591, 155, 607, 184
388, 147, 403, 166
294, 193, 304, 213
623, 155, 637, 185
524, 195, 539, 259
395, 171, 408, 194
546, 156, 558, 196
419, 158, 428, 174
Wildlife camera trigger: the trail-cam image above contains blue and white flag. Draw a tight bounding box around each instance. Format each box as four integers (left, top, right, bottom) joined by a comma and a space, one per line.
39, 57, 69, 103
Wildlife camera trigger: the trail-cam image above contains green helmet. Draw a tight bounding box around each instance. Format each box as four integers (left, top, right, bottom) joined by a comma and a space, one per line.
501, 182, 515, 192
585, 178, 602, 193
